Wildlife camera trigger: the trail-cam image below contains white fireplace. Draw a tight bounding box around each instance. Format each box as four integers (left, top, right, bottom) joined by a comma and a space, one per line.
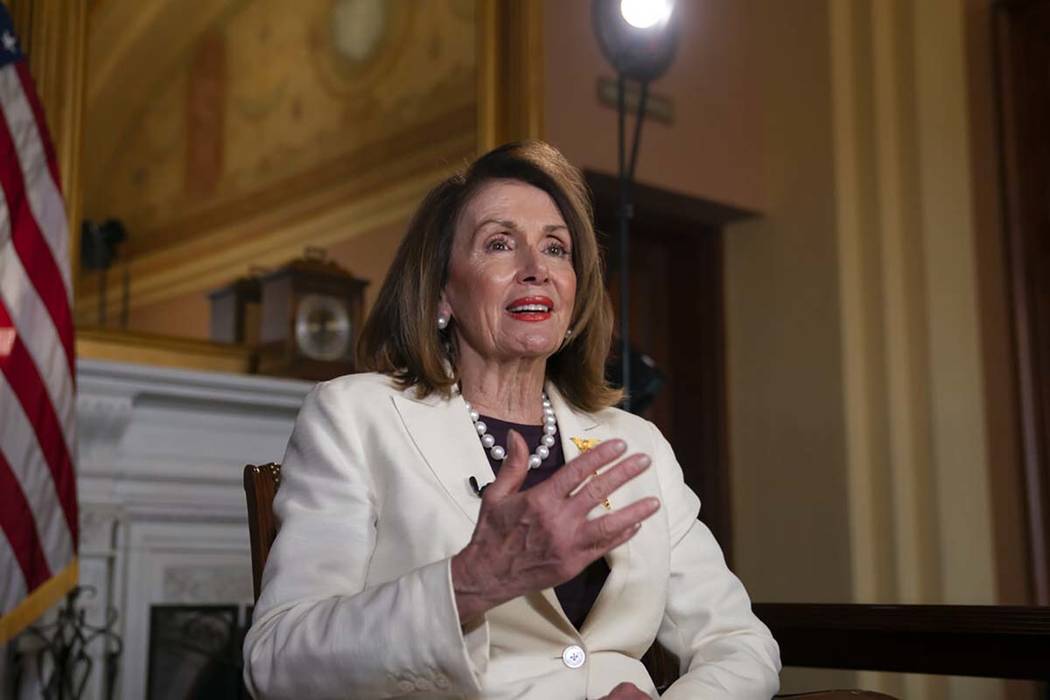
70, 359, 312, 700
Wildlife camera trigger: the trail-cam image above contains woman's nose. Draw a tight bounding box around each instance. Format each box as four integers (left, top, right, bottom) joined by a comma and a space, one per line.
517, 248, 550, 284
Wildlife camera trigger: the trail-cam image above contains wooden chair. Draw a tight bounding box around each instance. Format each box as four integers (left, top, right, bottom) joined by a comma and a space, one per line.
244, 463, 282, 601
242, 463, 898, 698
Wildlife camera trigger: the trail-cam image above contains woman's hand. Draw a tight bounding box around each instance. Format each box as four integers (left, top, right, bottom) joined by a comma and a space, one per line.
595, 682, 652, 699
451, 431, 660, 622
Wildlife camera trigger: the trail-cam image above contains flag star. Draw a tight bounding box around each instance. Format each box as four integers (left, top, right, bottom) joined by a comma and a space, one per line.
2, 31, 16, 52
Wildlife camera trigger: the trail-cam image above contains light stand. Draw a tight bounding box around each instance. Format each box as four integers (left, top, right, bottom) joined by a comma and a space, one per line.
615, 76, 649, 412
593, 0, 678, 412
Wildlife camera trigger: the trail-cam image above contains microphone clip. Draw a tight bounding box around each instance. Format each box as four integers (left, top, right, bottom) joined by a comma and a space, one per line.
469, 476, 490, 498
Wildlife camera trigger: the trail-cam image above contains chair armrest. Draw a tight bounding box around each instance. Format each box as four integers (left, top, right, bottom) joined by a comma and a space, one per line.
754, 603, 1050, 681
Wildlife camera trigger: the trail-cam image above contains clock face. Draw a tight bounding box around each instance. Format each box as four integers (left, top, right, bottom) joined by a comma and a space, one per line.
295, 294, 352, 362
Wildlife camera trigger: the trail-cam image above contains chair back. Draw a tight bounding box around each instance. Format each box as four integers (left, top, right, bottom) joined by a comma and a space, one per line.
244, 463, 282, 601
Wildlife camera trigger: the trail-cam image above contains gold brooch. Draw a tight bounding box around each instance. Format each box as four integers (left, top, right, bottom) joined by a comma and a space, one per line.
570, 437, 602, 452
570, 437, 611, 511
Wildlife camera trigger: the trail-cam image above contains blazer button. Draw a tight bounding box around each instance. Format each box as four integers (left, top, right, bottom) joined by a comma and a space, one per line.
562, 644, 586, 669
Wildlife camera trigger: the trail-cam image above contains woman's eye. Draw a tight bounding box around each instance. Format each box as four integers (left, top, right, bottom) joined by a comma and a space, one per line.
545, 242, 570, 258
485, 236, 511, 251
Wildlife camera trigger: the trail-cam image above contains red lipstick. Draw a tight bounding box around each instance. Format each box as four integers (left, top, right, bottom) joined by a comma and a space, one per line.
505, 296, 554, 322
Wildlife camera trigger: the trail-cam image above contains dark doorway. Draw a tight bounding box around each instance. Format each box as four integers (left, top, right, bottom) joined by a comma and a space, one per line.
586, 171, 754, 564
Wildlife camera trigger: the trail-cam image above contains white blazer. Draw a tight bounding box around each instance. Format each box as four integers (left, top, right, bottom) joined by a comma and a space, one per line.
243, 372, 780, 699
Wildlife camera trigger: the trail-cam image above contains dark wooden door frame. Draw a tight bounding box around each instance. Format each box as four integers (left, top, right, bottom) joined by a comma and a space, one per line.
585, 171, 754, 563
992, 0, 1050, 605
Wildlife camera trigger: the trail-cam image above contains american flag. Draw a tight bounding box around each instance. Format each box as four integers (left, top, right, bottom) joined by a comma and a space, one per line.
0, 5, 78, 643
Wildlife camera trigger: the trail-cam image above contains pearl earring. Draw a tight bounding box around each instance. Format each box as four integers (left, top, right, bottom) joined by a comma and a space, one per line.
565, 328, 573, 338
437, 314, 449, 331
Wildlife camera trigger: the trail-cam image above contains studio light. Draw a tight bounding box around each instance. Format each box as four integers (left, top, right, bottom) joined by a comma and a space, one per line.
593, 0, 678, 83
620, 0, 673, 30
591, 0, 678, 412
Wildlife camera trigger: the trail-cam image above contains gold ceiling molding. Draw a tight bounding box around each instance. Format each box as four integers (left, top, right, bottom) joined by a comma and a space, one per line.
75, 128, 475, 319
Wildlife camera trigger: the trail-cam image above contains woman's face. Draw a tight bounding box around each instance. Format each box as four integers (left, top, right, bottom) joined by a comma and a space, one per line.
442, 179, 577, 364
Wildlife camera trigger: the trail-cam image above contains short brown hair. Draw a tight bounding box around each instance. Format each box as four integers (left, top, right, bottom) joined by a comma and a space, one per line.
357, 141, 621, 413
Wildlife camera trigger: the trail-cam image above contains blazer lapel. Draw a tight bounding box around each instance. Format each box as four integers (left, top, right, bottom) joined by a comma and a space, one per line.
536, 384, 635, 639
391, 387, 494, 526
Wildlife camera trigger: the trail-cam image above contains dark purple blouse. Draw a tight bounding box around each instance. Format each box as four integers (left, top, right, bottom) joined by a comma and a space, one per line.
480, 415, 610, 630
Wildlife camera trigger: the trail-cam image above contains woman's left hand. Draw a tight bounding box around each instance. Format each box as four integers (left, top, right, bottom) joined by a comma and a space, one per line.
594, 682, 652, 699
450, 432, 658, 622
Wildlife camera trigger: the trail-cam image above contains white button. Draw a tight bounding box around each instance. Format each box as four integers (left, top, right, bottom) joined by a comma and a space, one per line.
562, 644, 586, 668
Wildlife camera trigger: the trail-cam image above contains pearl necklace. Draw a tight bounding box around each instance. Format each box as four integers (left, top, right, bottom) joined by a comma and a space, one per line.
465, 394, 558, 469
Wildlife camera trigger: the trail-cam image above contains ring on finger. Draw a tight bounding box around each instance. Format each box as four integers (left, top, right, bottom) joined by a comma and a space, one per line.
591, 471, 612, 511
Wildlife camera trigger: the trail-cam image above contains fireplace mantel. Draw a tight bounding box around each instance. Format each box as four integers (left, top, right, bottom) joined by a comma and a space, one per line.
73, 359, 313, 700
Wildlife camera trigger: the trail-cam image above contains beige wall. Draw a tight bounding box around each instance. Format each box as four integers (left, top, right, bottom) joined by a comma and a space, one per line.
720, 1, 855, 693
723, 0, 852, 602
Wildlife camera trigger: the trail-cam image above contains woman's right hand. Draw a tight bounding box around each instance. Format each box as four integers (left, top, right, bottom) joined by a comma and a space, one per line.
450, 430, 660, 623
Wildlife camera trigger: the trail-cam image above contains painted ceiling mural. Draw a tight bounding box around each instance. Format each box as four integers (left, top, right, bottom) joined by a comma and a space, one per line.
83, 0, 477, 260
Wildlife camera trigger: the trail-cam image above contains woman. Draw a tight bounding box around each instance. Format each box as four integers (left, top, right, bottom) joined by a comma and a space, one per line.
243, 142, 780, 699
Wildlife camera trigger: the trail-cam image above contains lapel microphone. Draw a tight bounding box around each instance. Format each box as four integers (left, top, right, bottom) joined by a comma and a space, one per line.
469, 476, 491, 497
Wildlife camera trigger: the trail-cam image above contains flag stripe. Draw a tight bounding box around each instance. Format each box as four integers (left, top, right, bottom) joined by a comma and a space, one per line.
0, 80, 74, 382
13, 63, 60, 195
0, 233, 76, 461
0, 373, 74, 575
0, 300, 77, 546
0, 448, 51, 590
0, 64, 70, 297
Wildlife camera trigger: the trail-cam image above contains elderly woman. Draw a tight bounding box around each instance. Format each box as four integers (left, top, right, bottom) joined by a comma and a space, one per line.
243, 142, 780, 699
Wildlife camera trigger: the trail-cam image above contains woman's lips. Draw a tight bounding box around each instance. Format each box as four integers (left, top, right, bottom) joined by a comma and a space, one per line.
506, 296, 554, 322
507, 310, 551, 322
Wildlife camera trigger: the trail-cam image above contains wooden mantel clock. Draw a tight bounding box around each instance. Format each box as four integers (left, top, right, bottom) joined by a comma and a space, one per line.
255, 249, 368, 381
